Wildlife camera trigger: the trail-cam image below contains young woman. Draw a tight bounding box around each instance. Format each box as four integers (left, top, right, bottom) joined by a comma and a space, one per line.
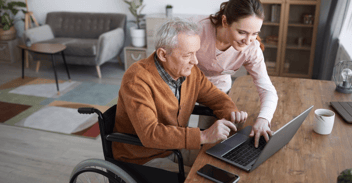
194, 0, 278, 147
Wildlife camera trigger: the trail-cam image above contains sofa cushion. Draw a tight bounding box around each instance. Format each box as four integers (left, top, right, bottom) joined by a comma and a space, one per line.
24, 25, 54, 43
39, 38, 98, 56
64, 39, 97, 56
46, 12, 126, 39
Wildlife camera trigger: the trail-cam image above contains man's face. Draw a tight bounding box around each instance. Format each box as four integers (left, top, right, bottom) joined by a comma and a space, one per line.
162, 33, 200, 80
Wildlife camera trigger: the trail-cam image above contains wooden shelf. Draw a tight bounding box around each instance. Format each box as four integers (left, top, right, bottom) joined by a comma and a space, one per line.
263, 22, 280, 26
264, 43, 278, 48
286, 44, 311, 50
288, 22, 314, 27
260, 0, 320, 78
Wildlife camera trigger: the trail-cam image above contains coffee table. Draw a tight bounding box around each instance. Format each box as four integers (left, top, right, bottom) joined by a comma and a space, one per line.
18, 43, 71, 95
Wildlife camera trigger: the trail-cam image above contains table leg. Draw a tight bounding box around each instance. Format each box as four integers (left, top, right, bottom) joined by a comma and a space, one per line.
51, 54, 60, 95
61, 51, 71, 81
21, 49, 25, 79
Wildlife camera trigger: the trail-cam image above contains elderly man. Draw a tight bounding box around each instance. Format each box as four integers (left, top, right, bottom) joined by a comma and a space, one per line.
112, 18, 247, 173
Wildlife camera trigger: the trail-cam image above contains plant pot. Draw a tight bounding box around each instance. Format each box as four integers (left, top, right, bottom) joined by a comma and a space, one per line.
130, 27, 146, 47
0, 26, 17, 41
166, 8, 173, 18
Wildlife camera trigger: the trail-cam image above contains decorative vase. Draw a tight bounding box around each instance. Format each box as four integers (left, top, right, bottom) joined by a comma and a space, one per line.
0, 26, 17, 41
130, 27, 146, 47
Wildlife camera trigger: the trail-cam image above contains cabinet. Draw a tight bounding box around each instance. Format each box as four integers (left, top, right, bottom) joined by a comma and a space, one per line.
260, 0, 320, 78
124, 46, 147, 70
0, 38, 20, 63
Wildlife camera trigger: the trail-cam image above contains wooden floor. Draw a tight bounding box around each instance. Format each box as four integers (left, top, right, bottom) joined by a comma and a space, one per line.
0, 60, 121, 183
0, 124, 103, 183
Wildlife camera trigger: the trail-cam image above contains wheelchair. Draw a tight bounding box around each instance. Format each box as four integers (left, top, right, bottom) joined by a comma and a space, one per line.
69, 104, 215, 183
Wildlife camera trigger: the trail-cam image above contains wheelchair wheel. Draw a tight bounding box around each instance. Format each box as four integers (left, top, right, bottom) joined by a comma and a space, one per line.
70, 159, 137, 183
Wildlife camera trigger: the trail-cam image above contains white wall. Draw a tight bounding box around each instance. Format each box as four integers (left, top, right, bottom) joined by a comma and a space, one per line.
10, 0, 224, 61
143, 0, 224, 17
26, 0, 127, 24
19, 0, 224, 24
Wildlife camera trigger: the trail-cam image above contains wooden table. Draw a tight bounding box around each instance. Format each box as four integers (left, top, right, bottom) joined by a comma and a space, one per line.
18, 43, 70, 95
186, 75, 352, 183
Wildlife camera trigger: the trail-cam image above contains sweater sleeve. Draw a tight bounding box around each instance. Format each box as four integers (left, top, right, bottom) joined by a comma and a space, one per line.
244, 42, 278, 123
120, 81, 201, 150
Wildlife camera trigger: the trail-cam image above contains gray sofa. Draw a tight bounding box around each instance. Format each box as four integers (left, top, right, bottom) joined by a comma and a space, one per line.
24, 12, 126, 78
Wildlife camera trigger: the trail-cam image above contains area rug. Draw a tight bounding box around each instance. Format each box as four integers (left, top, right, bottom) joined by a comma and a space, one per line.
0, 77, 119, 138
0, 101, 31, 123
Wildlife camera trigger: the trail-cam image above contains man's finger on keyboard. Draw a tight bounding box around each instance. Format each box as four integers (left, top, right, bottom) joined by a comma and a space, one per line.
223, 120, 237, 132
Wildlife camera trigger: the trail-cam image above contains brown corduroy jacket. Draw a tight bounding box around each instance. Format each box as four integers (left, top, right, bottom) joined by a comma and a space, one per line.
112, 53, 238, 165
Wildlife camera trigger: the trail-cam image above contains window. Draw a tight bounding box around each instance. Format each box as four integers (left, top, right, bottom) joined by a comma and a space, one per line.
339, 0, 352, 58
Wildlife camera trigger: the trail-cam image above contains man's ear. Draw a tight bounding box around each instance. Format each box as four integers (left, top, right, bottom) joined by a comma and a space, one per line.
222, 15, 228, 28
156, 48, 168, 62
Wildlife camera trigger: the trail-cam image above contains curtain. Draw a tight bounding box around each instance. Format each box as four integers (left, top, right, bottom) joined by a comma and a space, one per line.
313, 0, 351, 80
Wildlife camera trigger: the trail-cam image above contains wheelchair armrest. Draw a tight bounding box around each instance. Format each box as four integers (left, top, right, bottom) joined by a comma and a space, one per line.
106, 132, 143, 147
192, 105, 216, 117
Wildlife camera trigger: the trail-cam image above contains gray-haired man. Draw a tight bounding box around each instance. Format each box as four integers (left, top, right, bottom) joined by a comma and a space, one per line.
112, 18, 247, 174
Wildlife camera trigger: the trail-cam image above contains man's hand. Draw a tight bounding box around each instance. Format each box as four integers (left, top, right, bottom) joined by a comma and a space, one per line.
200, 119, 237, 144
231, 111, 248, 124
249, 118, 273, 148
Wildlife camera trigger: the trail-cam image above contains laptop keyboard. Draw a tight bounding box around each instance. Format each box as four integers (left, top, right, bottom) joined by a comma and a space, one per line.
222, 136, 267, 166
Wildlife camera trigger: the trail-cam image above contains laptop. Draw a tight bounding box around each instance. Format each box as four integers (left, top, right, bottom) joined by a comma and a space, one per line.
330, 101, 352, 123
206, 105, 313, 172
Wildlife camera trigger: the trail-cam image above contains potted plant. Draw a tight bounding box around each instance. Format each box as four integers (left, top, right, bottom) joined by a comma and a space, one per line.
166, 4, 173, 18
122, 0, 146, 47
0, 0, 26, 41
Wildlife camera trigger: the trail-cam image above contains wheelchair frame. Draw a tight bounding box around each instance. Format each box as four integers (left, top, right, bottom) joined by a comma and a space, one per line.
69, 104, 214, 183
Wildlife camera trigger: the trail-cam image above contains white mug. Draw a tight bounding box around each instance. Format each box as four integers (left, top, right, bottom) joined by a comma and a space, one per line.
313, 109, 335, 135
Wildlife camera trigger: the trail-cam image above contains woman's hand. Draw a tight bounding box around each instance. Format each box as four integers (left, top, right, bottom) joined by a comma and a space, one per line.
249, 117, 273, 148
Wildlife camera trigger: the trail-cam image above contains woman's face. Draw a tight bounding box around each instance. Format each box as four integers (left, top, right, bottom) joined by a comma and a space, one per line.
223, 15, 263, 52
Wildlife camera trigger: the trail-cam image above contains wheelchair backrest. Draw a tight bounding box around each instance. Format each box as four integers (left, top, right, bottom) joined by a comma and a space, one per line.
99, 104, 117, 160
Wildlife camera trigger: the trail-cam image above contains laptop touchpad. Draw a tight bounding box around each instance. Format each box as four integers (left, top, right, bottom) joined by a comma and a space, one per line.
222, 133, 248, 146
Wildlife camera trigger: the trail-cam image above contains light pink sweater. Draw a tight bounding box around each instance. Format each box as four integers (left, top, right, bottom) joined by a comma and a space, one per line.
194, 16, 278, 122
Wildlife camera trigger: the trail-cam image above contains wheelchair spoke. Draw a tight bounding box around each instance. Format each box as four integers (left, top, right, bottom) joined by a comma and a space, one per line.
83, 173, 91, 183
93, 166, 108, 183
77, 177, 84, 183
70, 159, 130, 183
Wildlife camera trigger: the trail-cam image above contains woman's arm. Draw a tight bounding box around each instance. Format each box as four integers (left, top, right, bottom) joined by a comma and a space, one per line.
244, 42, 278, 123
243, 42, 278, 147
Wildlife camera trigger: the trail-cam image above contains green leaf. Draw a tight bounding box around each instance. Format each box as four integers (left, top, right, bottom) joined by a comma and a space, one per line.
138, 4, 145, 15
1, 13, 10, 23
128, 7, 137, 17
6, 2, 26, 15
3, 24, 10, 30
122, 0, 131, 6
131, 1, 136, 10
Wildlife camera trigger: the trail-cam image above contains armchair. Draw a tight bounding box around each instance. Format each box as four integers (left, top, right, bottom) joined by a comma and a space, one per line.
24, 12, 126, 78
